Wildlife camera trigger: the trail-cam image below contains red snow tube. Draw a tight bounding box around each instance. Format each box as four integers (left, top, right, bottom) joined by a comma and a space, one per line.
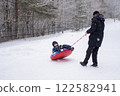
51, 49, 72, 60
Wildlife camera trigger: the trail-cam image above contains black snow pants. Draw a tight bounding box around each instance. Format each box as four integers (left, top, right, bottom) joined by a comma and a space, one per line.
83, 46, 99, 65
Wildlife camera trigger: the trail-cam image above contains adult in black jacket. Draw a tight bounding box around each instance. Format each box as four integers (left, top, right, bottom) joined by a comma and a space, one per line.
80, 11, 105, 67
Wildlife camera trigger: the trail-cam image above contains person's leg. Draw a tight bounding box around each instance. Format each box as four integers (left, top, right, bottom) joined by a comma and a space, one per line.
84, 46, 94, 64
80, 46, 94, 66
91, 47, 99, 66
62, 45, 71, 48
62, 45, 74, 51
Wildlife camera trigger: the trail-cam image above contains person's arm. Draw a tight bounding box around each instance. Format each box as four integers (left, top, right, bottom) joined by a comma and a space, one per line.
54, 46, 61, 52
87, 19, 97, 34
52, 48, 55, 53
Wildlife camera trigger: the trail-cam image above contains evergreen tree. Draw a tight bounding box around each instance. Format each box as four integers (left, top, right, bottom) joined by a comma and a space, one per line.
73, 0, 88, 31
19, 0, 58, 18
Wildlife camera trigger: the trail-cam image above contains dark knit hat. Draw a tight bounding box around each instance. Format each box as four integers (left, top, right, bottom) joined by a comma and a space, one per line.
52, 41, 58, 46
93, 11, 100, 15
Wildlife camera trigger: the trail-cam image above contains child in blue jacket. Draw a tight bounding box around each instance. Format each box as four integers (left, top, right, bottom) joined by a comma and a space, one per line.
52, 41, 74, 53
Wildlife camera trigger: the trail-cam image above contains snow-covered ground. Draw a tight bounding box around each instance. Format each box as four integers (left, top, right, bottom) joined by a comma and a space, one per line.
0, 19, 120, 80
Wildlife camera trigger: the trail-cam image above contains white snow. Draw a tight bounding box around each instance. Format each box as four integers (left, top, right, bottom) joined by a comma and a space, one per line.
0, 19, 120, 80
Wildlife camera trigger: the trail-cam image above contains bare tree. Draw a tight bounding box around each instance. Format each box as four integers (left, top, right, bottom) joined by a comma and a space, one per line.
0, 0, 120, 42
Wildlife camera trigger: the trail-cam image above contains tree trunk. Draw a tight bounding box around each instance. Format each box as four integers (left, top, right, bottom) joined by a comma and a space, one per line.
4, 0, 10, 40
15, 0, 18, 39
31, 11, 35, 37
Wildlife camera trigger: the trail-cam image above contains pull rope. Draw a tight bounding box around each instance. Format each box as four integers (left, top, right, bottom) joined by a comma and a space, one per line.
71, 33, 87, 47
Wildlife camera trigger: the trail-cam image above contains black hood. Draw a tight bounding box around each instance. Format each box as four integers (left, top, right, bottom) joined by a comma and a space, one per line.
52, 41, 58, 47
96, 14, 105, 22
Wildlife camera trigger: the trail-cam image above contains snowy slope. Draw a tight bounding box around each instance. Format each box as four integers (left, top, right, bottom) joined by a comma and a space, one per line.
0, 19, 120, 80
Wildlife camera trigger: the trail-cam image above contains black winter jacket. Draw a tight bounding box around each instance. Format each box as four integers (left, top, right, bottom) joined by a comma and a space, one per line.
87, 14, 105, 47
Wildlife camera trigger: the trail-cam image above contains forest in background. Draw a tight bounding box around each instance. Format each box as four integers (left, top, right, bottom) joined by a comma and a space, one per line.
0, 0, 120, 42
